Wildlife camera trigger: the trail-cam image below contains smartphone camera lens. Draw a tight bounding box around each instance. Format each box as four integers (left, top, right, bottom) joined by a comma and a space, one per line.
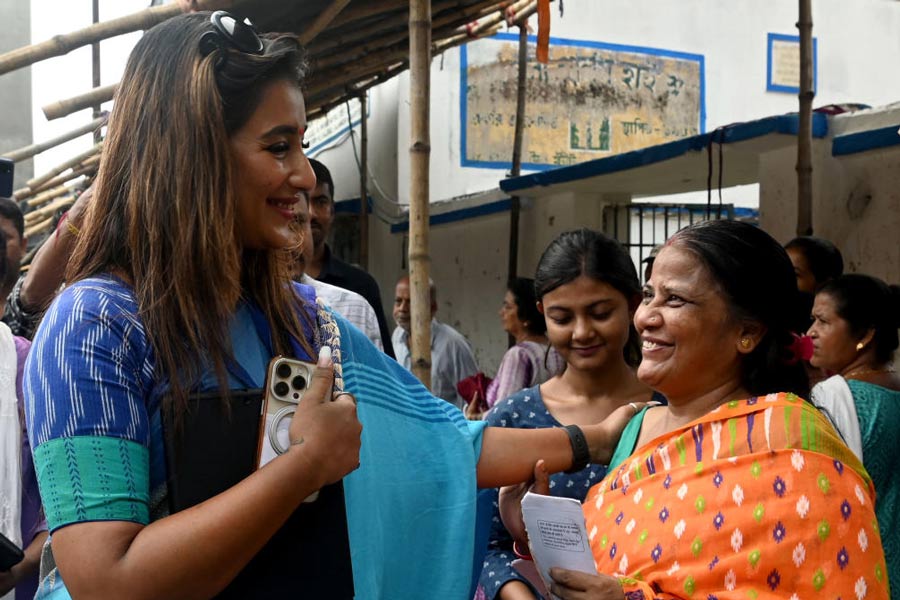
276, 363, 292, 378
274, 381, 290, 397
291, 375, 307, 390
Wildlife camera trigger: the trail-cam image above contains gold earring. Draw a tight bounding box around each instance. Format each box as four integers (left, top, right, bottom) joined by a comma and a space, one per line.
856, 342, 865, 351
740, 338, 751, 350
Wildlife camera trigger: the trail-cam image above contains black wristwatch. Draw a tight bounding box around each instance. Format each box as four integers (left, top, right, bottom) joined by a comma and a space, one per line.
562, 424, 590, 474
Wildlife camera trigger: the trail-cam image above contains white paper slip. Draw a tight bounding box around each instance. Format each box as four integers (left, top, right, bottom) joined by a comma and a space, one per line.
521, 491, 598, 600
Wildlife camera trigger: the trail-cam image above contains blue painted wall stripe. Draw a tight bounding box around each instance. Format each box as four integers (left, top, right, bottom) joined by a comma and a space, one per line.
832, 125, 900, 156
500, 112, 828, 193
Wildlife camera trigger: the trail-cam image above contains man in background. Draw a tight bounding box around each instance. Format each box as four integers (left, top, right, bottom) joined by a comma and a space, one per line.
391, 275, 478, 410
292, 191, 383, 351
304, 158, 394, 357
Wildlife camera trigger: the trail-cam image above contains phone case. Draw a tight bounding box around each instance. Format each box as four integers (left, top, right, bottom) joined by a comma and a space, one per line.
258, 356, 319, 502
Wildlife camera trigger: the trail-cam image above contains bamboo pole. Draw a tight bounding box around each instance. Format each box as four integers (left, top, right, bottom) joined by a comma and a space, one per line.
408, 0, 433, 389
299, 0, 353, 44
306, 61, 407, 120
21, 185, 71, 209
507, 24, 528, 333
92, 0, 103, 144
796, 0, 814, 236
25, 195, 75, 225
27, 144, 101, 191
0, 4, 180, 76
0, 0, 241, 77
306, 21, 501, 116
358, 92, 369, 270
43, 84, 117, 121
329, 0, 410, 30
316, 0, 505, 72
2, 115, 106, 163
307, 15, 503, 102
25, 160, 98, 200
24, 216, 57, 240
310, 0, 502, 55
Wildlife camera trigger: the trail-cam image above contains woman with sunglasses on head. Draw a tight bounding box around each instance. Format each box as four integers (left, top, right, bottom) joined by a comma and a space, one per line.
808, 274, 900, 588
24, 13, 643, 600
501, 221, 889, 600
477, 230, 661, 600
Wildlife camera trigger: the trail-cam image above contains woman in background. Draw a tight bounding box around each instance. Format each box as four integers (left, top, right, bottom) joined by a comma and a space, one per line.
485, 278, 563, 409
808, 273, 900, 587
478, 230, 659, 600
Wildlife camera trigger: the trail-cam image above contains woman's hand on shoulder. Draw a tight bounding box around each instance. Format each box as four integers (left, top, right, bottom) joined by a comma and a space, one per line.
584, 400, 659, 465
288, 348, 362, 487
549, 568, 625, 600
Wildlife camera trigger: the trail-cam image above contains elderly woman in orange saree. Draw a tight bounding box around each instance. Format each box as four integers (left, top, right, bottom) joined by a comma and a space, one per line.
504, 220, 889, 600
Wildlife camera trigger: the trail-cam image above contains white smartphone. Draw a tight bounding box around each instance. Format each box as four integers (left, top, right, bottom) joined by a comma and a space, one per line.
257, 355, 319, 502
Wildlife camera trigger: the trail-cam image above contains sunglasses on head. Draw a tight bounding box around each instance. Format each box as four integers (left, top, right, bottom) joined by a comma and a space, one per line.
199, 10, 264, 67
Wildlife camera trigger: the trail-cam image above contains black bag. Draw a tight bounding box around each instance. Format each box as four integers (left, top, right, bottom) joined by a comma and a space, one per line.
0, 532, 24, 572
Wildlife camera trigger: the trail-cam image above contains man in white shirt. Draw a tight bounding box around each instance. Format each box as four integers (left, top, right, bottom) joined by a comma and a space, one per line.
293, 193, 383, 351
391, 276, 478, 409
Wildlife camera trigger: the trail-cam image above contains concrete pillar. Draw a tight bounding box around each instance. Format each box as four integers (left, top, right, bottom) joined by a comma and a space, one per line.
0, 2, 33, 188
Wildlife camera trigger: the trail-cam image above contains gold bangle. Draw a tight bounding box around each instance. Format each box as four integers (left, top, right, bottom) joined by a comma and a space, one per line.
66, 221, 81, 237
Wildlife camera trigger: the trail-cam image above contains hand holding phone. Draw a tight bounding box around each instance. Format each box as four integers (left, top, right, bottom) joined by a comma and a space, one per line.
258, 348, 362, 499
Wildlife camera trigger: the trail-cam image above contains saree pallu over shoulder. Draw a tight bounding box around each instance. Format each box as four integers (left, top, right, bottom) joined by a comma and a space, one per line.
585, 393, 889, 600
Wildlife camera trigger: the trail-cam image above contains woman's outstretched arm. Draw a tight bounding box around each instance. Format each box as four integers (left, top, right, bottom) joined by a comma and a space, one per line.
475, 401, 641, 488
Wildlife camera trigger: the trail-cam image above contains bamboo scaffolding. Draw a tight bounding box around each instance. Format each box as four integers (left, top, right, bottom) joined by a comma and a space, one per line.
0, 0, 241, 77
23, 160, 98, 202
408, 0, 432, 389
2, 115, 106, 163
25, 195, 76, 225
27, 144, 102, 191
306, 61, 407, 121
796, 0, 814, 236
329, 0, 410, 30
24, 216, 57, 240
20, 185, 71, 210
306, 14, 503, 103
42, 84, 117, 121
316, 0, 503, 71
299, 0, 353, 44
305, 19, 500, 117
309, 0, 500, 55
0, 4, 180, 77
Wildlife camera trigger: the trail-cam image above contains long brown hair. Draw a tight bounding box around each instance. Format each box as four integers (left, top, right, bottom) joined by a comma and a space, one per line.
67, 13, 313, 414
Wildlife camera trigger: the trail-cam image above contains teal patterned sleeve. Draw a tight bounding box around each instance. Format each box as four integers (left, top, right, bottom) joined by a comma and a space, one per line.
34, 436, 150, 530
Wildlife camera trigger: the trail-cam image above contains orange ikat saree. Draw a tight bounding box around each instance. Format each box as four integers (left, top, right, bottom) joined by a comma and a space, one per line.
584, 393, 889, 599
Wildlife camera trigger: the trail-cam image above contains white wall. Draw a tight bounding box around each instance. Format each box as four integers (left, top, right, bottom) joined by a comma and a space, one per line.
759, 136, 900, 284
393, 0, 900, 206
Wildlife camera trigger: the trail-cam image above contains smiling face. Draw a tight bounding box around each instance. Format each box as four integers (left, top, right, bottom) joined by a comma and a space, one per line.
229, 79, 315, 251
634, 246, 747, 402
538, 275, 633, 372
807, 292, 861, 372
